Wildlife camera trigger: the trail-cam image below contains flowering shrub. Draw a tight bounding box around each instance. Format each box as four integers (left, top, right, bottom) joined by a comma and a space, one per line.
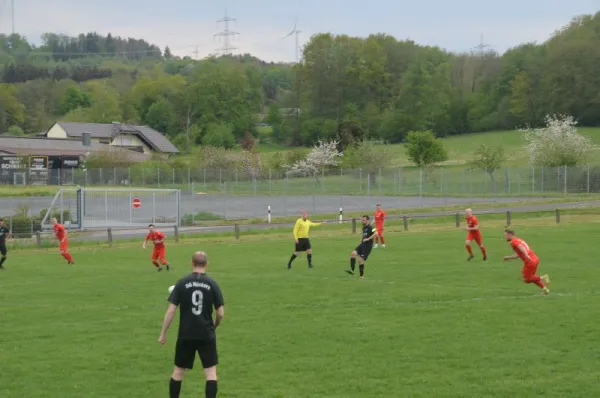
521, 115, 592, 167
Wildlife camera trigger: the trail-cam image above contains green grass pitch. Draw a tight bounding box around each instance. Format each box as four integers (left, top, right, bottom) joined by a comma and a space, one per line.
1, 221, 600, 397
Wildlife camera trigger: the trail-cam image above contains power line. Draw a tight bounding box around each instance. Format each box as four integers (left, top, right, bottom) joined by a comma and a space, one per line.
213, 8, 239, 55
472, 34, 490, 57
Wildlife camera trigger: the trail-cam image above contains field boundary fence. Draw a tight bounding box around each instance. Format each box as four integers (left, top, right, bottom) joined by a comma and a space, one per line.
3, 165, 600, 198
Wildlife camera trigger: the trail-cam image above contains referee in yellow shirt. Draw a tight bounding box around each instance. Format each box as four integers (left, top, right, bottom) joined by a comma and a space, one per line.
287, 210, 326, 269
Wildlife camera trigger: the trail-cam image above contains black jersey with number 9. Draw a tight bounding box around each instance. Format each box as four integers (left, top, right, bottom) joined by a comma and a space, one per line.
168, 272, 224, 340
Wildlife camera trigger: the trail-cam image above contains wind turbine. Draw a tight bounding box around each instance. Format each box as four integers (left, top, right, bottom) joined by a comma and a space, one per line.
283, 17, 301, 63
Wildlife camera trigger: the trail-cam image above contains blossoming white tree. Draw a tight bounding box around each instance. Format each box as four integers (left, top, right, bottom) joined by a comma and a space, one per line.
521, 114, 592, 167
287, 140, 342, 182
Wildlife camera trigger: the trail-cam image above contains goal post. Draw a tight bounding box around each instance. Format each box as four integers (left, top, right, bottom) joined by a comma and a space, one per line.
41, 187, 181, 230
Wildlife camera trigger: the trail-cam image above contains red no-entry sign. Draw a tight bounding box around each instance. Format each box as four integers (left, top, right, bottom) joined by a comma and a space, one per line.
132, 197, 141, 208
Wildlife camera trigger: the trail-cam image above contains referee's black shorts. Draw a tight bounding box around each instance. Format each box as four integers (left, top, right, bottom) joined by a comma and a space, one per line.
295, 238, 311, 252
174, 338, 218, 370
355, 243, 372, 261
0, 241, 6, 256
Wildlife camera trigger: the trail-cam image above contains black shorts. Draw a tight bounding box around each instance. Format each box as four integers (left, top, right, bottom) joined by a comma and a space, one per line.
295, 238, 311, 252
0, 241, 6, 256
174, 339, 218, 370
355, 243, 372, 261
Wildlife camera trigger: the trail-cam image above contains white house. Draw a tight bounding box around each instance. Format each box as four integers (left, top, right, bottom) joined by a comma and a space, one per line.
44, 122, 179, 155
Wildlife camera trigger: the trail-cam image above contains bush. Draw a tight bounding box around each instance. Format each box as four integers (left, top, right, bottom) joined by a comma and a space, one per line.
405, 130, 448, 167
8, 125, 24, 136
181, 211, 222, 226
38, 208, 71, 221
202, 123, 236, 149
196, 146, 263, 179
10, 216, 42, 238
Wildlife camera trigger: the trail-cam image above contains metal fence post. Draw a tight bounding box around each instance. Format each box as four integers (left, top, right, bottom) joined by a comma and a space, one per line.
129, 191, 132, 226
455, 213, 460, 227
403, 216, 408, 231
352, 218, 356, 234
107, 228, 113, 247
359, 169, 363, 193
419, 168, 423, 205
587, 164, 590, 193
174, 225, 179, 243
531, 166, 535, 193
506, 210, 511, 226
234, 223, 240, 240
152, 191, 156, 224
556, 209, 560, 223
104, 190, 108, 225
564, 165, 567, 198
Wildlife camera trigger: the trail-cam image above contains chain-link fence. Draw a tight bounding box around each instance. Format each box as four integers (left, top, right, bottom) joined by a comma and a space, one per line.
3, 165, 600, 196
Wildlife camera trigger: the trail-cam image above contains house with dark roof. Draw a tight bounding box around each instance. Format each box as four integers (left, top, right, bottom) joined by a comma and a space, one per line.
0, 135, 151, 162
43, 122, 179, 155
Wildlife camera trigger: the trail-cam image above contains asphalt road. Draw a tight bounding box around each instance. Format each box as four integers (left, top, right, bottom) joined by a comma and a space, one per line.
2, 191, 543, 222
66, 199, 600, 242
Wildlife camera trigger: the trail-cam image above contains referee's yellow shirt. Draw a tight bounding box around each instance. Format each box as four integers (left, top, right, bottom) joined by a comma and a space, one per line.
293, 218, 321, 240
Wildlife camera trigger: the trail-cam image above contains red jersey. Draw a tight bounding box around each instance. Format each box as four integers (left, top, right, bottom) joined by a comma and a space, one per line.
466, 215, 479, 229
146, 231, 166, 248
510, 237, 538, 264
53, 224, 67, 240
374, 210, 386, 226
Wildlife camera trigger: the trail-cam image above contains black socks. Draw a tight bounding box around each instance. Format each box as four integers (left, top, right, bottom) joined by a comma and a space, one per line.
169, 378, 182, 398
206, 380, 218, 397
288, 254, 297, 266
359, 264, 364, 277
307, 254, 312, 266
350, 258, 356, 271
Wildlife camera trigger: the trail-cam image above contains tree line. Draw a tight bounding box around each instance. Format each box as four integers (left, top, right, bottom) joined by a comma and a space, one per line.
0, 12, 599, 149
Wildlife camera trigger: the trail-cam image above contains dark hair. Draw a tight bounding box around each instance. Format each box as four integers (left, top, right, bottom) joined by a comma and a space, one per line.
362, 215, 370, 220
505, 228, 515, 235
0, 218, 3, 222
148, 224, 154, 227
376, 204, 381, 206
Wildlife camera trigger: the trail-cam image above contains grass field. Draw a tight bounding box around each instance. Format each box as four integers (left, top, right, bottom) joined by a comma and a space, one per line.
252, 127, 600, 167
1, 214, 600, 397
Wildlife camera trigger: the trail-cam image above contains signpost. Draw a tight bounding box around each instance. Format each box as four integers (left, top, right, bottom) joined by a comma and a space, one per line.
132, 197, 141, 209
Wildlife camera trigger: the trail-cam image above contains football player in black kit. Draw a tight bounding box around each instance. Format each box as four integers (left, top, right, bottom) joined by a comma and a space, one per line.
345, 215, 378, 279
159, 251, 225, 398
0, 218, 12, 269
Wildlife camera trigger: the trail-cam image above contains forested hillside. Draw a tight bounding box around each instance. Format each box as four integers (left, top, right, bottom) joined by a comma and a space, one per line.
1, 11, 600, 151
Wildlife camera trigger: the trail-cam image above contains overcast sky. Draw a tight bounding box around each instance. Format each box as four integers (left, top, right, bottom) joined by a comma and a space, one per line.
0, 0, 598, 62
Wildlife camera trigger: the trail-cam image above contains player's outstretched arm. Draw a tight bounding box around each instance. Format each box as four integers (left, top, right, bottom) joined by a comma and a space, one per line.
503, 254, 519, 261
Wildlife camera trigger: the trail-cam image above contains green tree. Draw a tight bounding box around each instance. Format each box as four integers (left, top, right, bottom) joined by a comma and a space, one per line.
202, 123, 236, 149
61, 86, 92, 114
405, 130, 448, 167
469, 144, 507, 184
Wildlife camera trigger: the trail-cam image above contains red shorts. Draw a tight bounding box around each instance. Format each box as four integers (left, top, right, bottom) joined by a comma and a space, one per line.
467, 231, 482, 245
521, 259, 540, 279
376, 226, 384, 235
152, 246, 166, 261
59, 239, 69, 252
